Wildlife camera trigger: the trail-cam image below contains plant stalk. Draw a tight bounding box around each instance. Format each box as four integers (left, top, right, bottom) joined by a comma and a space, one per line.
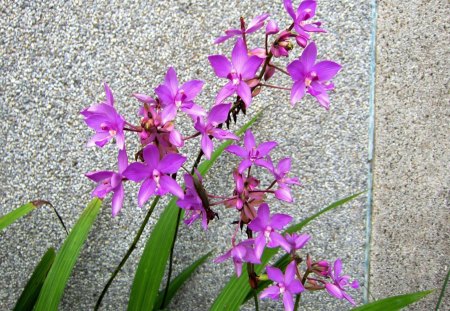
94, 196, 160, 311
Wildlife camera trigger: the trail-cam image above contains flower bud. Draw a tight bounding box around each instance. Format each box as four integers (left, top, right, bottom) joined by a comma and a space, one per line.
246, 78, 260, 88
266, 20, 279, 35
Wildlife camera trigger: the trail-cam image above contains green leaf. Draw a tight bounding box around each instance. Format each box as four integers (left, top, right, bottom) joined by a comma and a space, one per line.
350, 290, 433, 311
285, 191, 366, 234
436, 266, 450, 310
0, 200, 50, 231
13, 248, 56, 311
154, 252, 211, 310
128, 112, 262, 311
210, 191, 365, 311
34, 198, 102, 311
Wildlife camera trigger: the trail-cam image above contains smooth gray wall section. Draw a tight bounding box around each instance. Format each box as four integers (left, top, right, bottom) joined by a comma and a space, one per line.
370, 0, 450, 309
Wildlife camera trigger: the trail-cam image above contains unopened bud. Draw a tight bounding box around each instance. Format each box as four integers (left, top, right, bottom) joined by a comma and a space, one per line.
266, 20, 279, 35
246, 78, 260, 88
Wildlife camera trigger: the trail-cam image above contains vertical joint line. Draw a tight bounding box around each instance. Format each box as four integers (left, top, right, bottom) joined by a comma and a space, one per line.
364, 0, 378, 304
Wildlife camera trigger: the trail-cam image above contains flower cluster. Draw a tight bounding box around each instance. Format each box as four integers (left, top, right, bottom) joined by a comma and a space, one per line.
81, 0, 357, 309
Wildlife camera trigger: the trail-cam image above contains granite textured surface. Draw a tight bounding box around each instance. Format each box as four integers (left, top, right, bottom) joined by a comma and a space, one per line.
0, 1, 371, 310
370, 0, 450, 309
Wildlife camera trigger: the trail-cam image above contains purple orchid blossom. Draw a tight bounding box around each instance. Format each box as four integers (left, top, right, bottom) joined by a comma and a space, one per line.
85, 149, 128, 217
283, 0, 325, 47
177, 171, 217, 230
268, 157, 301, 203
324, 259, 359, 305
81, 83, 126, 149
123, 144, 186, 206
214, 13, 269, 44
248, 203, 292, 258
155, 67, 206, 119
260, 261, 305, 311
225, 129, 277, 173
208, 38, 263, 107
194, 103, 239, 159
287, 42, 342, 109
214, 239, 260, 277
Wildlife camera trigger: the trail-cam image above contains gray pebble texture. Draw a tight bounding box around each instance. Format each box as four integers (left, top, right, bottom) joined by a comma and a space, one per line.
370, 0, 450, 309
0, 1, 371, 310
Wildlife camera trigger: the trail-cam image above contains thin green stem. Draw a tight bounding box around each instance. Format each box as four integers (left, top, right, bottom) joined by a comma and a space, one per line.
294, 294, 301, 311
94, 196, 160, 311
160, 207, 183, 309
253, 289, 259, 311
435, 266, 450, 310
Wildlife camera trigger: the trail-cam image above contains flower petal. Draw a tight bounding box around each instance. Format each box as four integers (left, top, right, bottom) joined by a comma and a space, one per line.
85, 171, 114, 182
290, 80, 306, 106
208, 55, 232, 78
241, 56, 264, 79
243, 130, 256, 149
325, 283, 343, 299
207, 103, 231, 125
231, 38, 248, 73
143, 144, 160, 169
164, 67, 179, 94
181, 80, 204, 101
313, 61, 342, 81
266, 265, 284, 283
301, 42, 317, 71
160, 175, 184, 199
225, 145, 247, 158
138, 178, 156, 207
123, 162, 149, 182
287, 60, 305, 81
215, 83, 236, 105
236, 82, 252, 107
159, 153, 186, 174
282, 291, 294, 311
257, 141, 277, 156
111, 183, 124, 217
103, 83, 114, 106
201, 134, 214, 159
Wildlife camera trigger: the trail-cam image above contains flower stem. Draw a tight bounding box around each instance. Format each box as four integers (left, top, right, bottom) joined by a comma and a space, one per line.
160, 207, 183, 309
294, 294, 301, 311
253, 288, 259, 311
94, 196, 161, 311
259, 83, 291, 91
270, 63, 290, 76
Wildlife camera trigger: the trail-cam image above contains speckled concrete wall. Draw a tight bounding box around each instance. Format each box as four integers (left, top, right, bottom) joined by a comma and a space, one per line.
370, 0, 450, 309
1, 1, 371, 310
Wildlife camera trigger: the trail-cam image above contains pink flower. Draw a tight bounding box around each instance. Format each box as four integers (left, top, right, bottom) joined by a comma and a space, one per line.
215, 14, 269, 44
194, 103, 239, 159
81, 83, 126, 149
225, 129, 277, 173
208, 38, 263, 107
123, 144, 186, 206
283, 0, 325, 47
214, 239, 260, 277
85, 149, 128, 217
155, 67, 205, 119
248, 203, 292, 258
324, 259, 359, 305
260, 261, 305, 311
287, 42, 341, 109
